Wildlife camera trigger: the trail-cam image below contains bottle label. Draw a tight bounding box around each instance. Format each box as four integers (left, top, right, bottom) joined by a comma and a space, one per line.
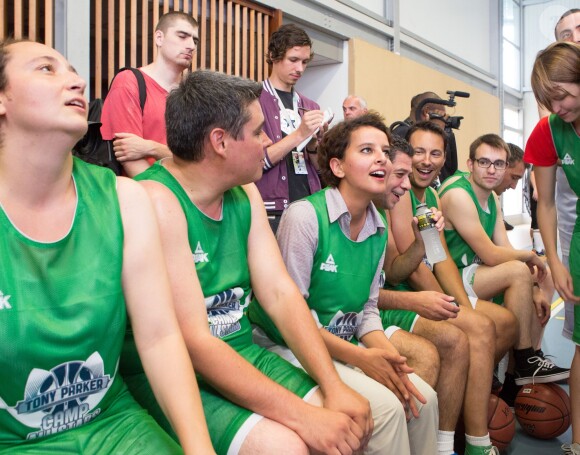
416, 212, 435, 231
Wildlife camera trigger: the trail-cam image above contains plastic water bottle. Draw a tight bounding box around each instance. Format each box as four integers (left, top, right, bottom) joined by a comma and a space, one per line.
415, 203, 447, 265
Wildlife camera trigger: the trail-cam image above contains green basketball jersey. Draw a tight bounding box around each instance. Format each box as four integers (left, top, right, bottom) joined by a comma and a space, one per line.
439, 172, 496, 270
550, 114, 580, 233
385, 187, 439, 293
0, 158, 127, 446
136, 163, 254, 350
249, 188, 387, 345
546, 115, 580, 343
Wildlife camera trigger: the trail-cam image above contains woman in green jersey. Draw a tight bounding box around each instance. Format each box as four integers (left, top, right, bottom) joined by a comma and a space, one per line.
525, 41, 580, 455
0, 40, 213, 454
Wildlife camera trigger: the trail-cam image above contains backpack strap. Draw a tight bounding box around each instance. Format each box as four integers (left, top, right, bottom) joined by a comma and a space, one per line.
111, 67, 148, 113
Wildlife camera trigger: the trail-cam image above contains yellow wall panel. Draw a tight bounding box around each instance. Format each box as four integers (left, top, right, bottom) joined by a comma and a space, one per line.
349, 38, 500, 171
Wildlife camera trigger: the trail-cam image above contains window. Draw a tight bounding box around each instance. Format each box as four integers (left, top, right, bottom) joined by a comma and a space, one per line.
502, 0, 521, 90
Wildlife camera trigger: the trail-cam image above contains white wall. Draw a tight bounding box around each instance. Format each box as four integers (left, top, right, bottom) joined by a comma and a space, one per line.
347, 0, 387, 18
522, 1, 578, 141
399, 0, 493, 72
296, 41, 349, 125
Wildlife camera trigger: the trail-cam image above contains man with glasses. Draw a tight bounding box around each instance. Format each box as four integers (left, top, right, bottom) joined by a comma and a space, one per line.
438, 134, 569, 386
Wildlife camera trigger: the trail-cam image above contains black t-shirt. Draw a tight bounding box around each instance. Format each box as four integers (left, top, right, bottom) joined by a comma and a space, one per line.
276, 89, 311, 204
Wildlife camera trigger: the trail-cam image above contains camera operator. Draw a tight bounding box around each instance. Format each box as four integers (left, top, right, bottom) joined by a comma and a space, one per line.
391, 91, 459, 184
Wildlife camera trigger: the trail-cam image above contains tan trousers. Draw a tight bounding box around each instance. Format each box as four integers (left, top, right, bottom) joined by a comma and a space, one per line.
254, 329, 439, 455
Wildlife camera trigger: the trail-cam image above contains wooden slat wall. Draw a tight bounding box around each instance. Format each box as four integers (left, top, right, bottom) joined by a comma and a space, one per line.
0, 0, 54, 47
90, 0, 278, 95
0, 1, 280, 99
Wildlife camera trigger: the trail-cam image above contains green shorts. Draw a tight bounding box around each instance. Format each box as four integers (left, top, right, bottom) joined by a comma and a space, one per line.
201, 342, 317, 455
124, 372, 177, 441
570, 234, 580, 345
0, 386, 181, 454
380, 309, 419, 333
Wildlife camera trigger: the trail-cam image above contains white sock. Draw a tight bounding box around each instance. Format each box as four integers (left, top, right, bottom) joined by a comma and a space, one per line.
437, 430, 455, 455
465, 433, 491, 447
533, 229, 545, 252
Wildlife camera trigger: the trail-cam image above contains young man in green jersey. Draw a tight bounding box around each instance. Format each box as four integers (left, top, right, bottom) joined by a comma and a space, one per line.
438, 134, 569, 389
384, 122, 518, 455
135, 69, 375, 455
0, 40, 213, 454
249, 113, 440, 455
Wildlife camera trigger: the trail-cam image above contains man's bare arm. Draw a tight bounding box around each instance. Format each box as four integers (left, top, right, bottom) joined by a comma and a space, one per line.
113, 133, 171, 177
441, 187, 537, 266
140, 180, 365, 453
118, 178, 214, 454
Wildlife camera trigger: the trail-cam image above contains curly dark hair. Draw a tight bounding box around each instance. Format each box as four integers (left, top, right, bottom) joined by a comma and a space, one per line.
266, 24, 313, 64
318, 112, 391, 188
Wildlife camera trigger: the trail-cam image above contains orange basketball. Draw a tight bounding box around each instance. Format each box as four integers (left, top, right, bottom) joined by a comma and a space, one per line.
514, 383, 571, 439
488, 394, 516, 450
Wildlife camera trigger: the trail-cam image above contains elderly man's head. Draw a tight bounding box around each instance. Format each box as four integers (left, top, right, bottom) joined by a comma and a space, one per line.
342, 95, 368, 120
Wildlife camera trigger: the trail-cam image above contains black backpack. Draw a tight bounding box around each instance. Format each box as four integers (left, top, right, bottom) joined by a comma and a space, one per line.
72, 68, 147, 175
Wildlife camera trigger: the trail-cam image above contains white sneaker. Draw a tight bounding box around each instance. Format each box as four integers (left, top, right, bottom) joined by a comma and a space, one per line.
562, 443, 580, 455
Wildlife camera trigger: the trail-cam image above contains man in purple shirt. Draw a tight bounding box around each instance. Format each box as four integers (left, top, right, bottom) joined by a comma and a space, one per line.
256, 24, 330, 232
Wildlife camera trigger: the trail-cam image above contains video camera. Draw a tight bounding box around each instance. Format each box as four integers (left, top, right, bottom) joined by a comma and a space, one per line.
415, 90, 470, 131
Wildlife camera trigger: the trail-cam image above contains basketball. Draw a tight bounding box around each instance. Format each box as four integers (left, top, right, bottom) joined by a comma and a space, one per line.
488, 394, 516, 450
514, 383, 571, 439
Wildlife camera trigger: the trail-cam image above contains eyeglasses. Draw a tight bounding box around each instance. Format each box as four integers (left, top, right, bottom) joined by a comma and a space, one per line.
473, 157, 507, 170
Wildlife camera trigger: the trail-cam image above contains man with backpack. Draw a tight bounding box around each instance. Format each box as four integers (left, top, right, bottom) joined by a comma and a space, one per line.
100, 11, 198, 177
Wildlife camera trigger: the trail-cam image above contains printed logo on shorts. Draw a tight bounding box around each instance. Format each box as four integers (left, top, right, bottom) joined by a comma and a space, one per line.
0, 352, 113, 440
206, 287, 248, 339
320, 254, 338, 273
0, 290, 12, 310
460, 253, 482, 267
324, 311, 363, 341
193, 241, 209, 263
562, 154, 575, 166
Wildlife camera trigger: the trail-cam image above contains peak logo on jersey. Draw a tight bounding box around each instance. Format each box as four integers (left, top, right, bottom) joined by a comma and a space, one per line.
320, 254, 338, 273
324, 311, 363, 341
562, 154, 575, 166
0, 291, 12, 310
193, 241, 209, 263
0, 352, 113, 440
205, 287, 247, 339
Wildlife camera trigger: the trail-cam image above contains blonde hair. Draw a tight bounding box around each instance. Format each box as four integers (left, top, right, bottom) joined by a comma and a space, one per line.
531, 41, 580, 112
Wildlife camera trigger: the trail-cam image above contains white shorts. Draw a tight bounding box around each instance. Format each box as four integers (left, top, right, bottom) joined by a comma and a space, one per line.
462, 263, 480, 299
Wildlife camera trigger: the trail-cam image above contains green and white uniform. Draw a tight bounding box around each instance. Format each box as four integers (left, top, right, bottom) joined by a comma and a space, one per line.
439, 172, 496, 271
438, 171, 500, 302
135, 163, 316, 455
250, 187, 439, 455
249, 188, 387, 345
380, 187, 438, 332
525, 114, 580, 343
0, 158, 179, 453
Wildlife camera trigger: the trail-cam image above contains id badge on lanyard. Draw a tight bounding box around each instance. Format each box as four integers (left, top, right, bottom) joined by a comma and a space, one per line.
281, 107, 308, 175
264, 78, 310, 177
292, 150, 308, 175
